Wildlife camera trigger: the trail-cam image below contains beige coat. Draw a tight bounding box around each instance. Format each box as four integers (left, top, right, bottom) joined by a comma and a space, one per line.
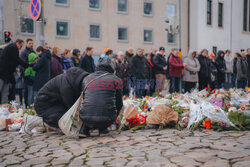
183, 50, 201, 82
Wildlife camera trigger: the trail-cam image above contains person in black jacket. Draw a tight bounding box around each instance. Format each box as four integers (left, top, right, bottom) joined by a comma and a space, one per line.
71, 49, 80, 67
23, 67, 89, 136
130, 48, 152, 98
79, 58, 123, 138
198, 49, 210, 91
79, 47, 95, 73
208, 54, 218, 90
0, 39, 27, 104
153, 47, 168, 94
20, 39, 35, 107
33, 46, 52, 93
215, 50, 226, 89
247, 48, 250, 87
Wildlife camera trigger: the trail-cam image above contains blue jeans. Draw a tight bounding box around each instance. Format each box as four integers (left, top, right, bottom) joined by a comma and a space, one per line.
27, 85, 35, 106
232, 73, 237, 88
169, 76, 181, 94
225, 73, 233, 89
237, 80, 247, 89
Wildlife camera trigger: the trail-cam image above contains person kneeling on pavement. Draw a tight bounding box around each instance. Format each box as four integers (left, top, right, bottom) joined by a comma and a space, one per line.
79, 58, 123, 138
23, 67, 89, 135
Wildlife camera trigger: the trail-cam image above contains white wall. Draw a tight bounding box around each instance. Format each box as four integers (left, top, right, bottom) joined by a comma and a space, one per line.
190, 0, 250, 55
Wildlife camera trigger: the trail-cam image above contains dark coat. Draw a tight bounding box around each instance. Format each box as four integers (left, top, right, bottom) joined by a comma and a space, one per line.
20, 46, 35, 64
51, 55, 63, 79
116, 59, 129, 79
33, 50, 52, 92
130, 55, 152, 79
79, 55, 95, 73
0, 43, 28, 83
247, 54, 250, 73
34, 67, 89, 128
79, 70, 123, 128
125, 51, 134, 77
236, 57, 249, 81
215, 54, 226, 84
153, 53, 167, 75
198, 55, 210, 79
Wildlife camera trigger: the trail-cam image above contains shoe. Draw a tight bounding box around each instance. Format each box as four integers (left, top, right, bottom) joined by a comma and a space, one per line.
23, 115, 44, 136
99, 128, 109, 137
78, 125, 90, 138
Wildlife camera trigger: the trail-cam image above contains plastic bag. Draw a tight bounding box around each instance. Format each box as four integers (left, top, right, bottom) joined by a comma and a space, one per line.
147, 105, 178, 125
58, 93, 83, 138
187, 101, 235, 128
0, 115, 7, 131
123, 105, 139, 120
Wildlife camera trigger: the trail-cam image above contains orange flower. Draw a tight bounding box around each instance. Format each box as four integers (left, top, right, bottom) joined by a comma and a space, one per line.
145, 96, 149, 99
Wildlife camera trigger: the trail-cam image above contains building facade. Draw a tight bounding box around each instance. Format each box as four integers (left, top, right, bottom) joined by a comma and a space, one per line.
1, 0, 188, 58
189, 0, 250, 54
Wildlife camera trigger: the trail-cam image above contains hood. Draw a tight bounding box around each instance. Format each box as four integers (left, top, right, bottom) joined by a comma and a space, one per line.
72, 49, 80, 56
66, 67, 89, 93
28, 53, 38, 64
188, 50, 196, 58
44, 50, 52, 59
96, 57, 115, 73
216, 50, 225, 60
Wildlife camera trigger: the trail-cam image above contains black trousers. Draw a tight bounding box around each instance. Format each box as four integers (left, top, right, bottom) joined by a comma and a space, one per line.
199, 77, 209, 91
184, 82, 196, 93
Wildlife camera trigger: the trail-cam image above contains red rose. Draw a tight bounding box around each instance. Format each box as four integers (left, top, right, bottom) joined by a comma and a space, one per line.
209, 88, 212, 91
241, 107, 246, 111
227, 104, 231, 107
205, 88, 208, 91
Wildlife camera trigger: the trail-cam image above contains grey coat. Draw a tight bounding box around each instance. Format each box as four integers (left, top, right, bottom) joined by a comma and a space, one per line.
236, 57, 249, 81
183, 50, 200, 82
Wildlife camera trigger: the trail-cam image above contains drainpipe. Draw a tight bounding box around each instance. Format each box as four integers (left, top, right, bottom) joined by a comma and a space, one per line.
0, 0, 4, 44
230, 0, 233, 52
177, 0, 181, 50
188, 0, 190, 51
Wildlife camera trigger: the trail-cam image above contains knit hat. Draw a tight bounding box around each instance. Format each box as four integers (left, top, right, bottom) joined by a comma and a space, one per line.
209, 53, 215, 58
104, 48, 111, 54
96, 58, 115, 73
159, 47, 165, 51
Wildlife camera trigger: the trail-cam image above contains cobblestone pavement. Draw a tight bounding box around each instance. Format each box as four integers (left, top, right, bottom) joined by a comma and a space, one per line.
0, 129, 250, 167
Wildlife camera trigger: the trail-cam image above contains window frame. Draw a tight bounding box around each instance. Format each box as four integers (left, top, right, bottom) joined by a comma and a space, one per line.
218, 2, 223, 28
89, 24, 101, 40
20, 17, 35, 36
117, 0, 128, 14
207, 0, 212, 25
143, 29, 153, 44
166, 3, 177, 45
117, 27, 128, 42
54, 0, 69, 7
167, 33, 176, 45
89, 0, 101, 11
56, 20, 70, 38
143, 1, 153, 17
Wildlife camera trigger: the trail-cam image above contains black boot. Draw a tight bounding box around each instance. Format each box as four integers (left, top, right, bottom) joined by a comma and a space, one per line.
99, 128, 109, 137
79, 124, 90, 138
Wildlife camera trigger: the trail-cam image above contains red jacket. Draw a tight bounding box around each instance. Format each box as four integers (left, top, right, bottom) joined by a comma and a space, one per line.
169, 54, 183, 77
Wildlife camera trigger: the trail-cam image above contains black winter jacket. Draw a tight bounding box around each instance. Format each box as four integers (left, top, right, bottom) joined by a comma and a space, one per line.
198, 55, 210, 79
247, 54, 250, 73
79, 70, 123, 128
20, 47, 35, 64
215, 55, 226, 84
130, 55, 152, 79
33, 50, 52, 91
79, 55, 95, 73
125, 51, 134, 77
153, 53, 167, 75
0, 43, 28, 83
34, 67, 89, 128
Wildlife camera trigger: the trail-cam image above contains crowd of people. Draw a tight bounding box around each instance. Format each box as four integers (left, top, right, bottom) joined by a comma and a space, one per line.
0, 38, 250, 105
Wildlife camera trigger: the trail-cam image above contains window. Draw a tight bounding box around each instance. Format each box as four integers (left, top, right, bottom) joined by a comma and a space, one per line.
118, 27, 128, 41
243, 0, 249, 31
144, 2, 153, 16
90, 24, 100, 39
218, 2, 223, 27
144, 30, 152, 43
20, 18, 34, 34
117, 0, 128, 13
89, 0, 100, 9
207, 0, 212, 25
55, 0, 68, 5
56, 21, 69, 37
213, 46, 217, 55
167, 4, 176, 44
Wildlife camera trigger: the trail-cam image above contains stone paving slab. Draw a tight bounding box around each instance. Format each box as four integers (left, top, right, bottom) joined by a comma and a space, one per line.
0, 129, 249, 166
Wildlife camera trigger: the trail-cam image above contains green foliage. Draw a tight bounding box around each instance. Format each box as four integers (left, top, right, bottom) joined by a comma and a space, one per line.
228, 112, 246, 130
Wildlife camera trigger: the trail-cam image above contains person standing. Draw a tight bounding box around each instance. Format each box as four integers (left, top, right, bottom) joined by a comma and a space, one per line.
51, 47, 63, 79
224, 50, 234, 89
183, 50, 200, 93
232, 53, 238, 88
146, 53, 154, 96
0, 39, 27, 104
14, 67, 24, 105
198, 49, 210, 91
24, 52, 38, 106
236, 52, 249, 89
153, 47, 168, 94
125, 48, 134, 64
116, 51, 129, 96
62, 49, 74, 71
215, 51, 226, 89
71, 49, 80, 67
20, 39, 35, 107
79, 47, 95, 73
33, 46, 51, 93
130, 48, 151, 98
208, 53, 218, 90
246, 48, 250, 87
169, 48, 184, 93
